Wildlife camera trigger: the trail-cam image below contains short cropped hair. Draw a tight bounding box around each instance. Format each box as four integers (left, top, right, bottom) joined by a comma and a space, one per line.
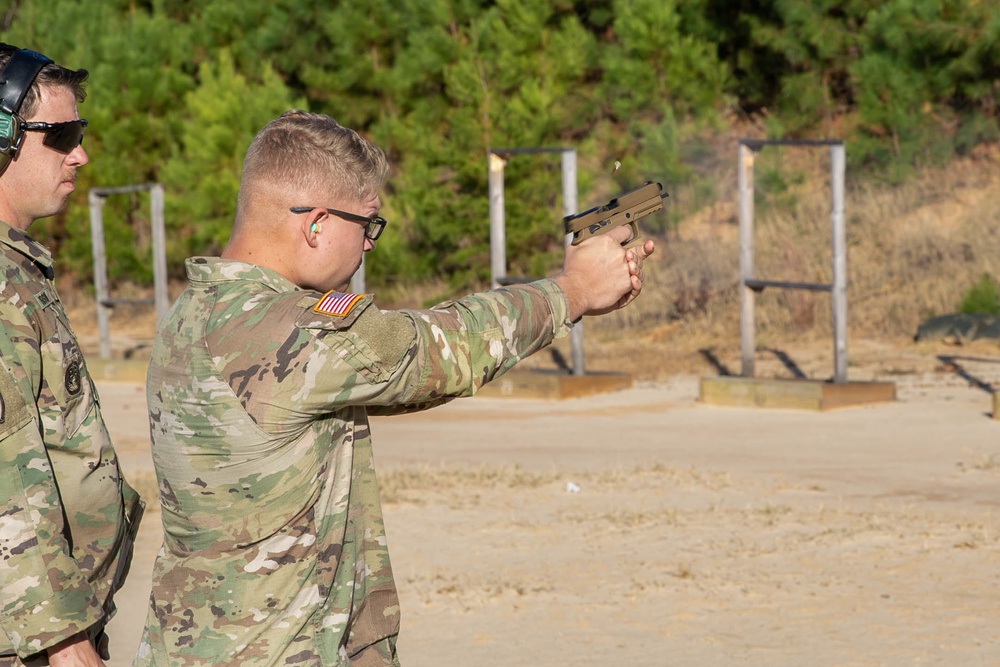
236, 110, 389, 222
0, 44, 89, 118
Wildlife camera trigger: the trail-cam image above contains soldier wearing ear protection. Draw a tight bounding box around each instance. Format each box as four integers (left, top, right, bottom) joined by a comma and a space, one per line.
0, 47, 88, 176
0, 44, 143, 667
135, 109, 653, 667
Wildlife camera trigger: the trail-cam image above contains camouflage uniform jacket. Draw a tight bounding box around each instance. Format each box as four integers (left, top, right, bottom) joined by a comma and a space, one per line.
135, 257, 572, 667
0, 220, 143, 660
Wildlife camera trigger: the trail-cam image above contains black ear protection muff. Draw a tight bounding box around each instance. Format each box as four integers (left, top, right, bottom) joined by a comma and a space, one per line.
0, 44, 53, 176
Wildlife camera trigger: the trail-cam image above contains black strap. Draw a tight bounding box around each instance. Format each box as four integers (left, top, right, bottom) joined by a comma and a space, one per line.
0, 46, 52, 115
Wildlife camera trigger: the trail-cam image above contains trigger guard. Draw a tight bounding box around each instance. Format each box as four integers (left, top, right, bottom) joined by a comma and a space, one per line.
620, 222, 639, 247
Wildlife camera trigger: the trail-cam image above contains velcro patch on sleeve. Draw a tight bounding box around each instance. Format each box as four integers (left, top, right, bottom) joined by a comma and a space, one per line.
0, 366, 31, 437
313, 290, 365, 317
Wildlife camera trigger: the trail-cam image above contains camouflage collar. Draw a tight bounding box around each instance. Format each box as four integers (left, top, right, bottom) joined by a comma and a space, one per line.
185, 257, 300, 293
0, 219, 55, 278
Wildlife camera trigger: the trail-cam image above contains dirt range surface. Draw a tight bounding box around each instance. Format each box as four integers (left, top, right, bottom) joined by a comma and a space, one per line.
97, 368, 1000, 667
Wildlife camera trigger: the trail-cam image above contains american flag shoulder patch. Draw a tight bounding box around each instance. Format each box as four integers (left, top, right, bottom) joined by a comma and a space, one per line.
313, 290, 365, 317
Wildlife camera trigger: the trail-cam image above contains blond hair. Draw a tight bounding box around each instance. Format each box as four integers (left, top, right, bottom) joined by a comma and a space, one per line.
236, 110, 388, 224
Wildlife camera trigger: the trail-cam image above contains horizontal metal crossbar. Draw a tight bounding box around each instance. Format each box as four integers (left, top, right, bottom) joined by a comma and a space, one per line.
739, 138, 844, 150
744, 279, 832, 293
90, 184, 158, 196
100, 297, 155, 307
488, 147, 572, 156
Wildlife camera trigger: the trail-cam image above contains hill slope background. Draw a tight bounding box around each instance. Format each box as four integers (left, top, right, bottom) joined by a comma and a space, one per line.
70, 141, 1000, 383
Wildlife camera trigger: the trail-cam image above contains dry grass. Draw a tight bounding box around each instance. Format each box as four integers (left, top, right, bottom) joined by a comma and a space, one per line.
371, 144, 1000, 369
625, 146, 998, 336
379, 462, 733, 506
553, 145, 1000, 380
379, 465, 559, 505
67, 146, 1000, 382
963, 453, 1000, 473
388, 458, 1000, 622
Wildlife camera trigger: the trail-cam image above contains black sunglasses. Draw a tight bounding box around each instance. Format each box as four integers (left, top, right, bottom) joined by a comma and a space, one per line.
20, 118, 88, 154
290, 206, 387, 241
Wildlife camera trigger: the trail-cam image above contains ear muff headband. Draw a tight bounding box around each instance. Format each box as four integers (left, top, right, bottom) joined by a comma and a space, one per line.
0, 46, 54, 175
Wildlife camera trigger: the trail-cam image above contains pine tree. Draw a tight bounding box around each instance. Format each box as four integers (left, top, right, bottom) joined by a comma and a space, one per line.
159, 49, 304, 259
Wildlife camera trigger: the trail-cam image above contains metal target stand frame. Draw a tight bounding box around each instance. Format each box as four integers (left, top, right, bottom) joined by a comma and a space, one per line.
487, 146, 586, 376
88, 183, 169, 360
738, 138, 848, 383
700, 138, 895, 410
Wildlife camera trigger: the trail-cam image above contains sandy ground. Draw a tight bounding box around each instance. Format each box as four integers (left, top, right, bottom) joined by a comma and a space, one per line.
96, 363, 1000, 667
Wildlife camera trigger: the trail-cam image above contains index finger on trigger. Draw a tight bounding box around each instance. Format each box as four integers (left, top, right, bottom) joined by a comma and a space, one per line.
607, 224, 633, 246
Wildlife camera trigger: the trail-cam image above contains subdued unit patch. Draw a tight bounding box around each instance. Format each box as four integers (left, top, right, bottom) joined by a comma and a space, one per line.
0, 364, 29, 433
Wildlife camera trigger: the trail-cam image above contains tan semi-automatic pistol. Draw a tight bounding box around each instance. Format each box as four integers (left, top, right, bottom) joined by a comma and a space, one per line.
564, 181, 668, 249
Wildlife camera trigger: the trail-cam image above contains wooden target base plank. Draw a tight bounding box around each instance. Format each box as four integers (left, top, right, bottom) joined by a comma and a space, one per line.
87, 358, 151, 383
478, 370, 634, 400
700, 376, 896, 411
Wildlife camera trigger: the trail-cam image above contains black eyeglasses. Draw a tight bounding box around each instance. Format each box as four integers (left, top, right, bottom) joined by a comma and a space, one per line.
290, 206, 387, 241
20, 118, 88, 154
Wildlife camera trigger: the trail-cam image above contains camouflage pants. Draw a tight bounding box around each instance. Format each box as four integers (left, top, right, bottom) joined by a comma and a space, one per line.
349, 637, 401, 667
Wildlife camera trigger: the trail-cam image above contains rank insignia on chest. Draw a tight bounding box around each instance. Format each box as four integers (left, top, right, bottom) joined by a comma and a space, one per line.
313, 290, 364, 317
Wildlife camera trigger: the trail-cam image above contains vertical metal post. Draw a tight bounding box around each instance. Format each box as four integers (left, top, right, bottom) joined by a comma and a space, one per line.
830, 144, 848, 383
561, 149, 585, 376
738, 143, 756, 377
488, 153, 507, 289
150, 184, 170, 323
88, 191, 112, 360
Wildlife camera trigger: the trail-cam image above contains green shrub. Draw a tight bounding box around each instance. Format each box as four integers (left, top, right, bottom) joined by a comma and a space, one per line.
959, 273, 1000, 315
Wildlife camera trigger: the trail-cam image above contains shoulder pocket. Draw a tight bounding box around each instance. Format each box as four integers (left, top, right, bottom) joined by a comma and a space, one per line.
298, 298, 416, 383
0, 349, 33, 439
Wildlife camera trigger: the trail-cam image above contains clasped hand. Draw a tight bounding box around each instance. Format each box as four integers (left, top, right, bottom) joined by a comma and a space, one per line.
554, 225, 656, 320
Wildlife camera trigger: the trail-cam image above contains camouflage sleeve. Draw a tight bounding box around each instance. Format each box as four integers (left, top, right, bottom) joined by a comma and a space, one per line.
0, 302, 103, 657
401, 278, 572, 401
289, 278, 571, 412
